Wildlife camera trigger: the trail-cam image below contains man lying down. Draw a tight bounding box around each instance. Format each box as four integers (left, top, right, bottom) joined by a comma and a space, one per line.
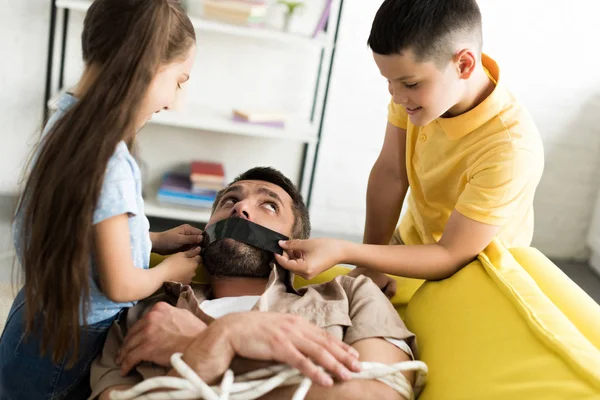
90, 167, 427, 400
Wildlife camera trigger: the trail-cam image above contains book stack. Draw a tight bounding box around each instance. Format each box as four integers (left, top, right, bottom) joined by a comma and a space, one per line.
156, 161, 225, 209
203, 0, 267, 26
190, 160, 226, 192
232, 109, 287, 128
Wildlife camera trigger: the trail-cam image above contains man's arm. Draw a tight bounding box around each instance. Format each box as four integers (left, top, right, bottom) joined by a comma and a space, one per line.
259, 338, 413, 400
177, 312, 361, 386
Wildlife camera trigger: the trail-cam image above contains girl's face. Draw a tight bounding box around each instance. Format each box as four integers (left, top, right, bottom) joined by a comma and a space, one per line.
137, 45, 197, 131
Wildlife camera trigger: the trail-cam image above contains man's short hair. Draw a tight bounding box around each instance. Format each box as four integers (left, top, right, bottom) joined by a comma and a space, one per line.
368, 0, 483, 66
212, 167, 311, 240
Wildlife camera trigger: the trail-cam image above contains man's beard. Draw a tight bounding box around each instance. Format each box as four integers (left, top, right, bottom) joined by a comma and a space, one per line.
202, 238, 273, 278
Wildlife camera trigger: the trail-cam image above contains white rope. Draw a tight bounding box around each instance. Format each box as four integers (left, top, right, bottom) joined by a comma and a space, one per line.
109, 353, 428, 400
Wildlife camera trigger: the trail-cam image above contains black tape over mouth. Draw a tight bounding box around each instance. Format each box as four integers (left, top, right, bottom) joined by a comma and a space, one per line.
201, 218, 289, 255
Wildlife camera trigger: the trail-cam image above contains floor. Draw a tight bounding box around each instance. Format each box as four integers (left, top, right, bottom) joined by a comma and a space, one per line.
0, 196, 599, 305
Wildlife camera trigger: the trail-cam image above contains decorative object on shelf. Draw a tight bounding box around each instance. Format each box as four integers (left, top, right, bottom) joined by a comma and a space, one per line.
277, 0, 304, 32
312, 0, 333, 38
232, 109, 287, 128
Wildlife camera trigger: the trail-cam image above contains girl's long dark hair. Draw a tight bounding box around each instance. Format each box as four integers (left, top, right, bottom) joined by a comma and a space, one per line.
16, 0, 195, 364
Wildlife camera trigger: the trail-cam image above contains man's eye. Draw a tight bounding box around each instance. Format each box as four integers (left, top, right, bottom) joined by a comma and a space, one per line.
263, 202, 278, 212
222, 197, 237, 206
404, 82, 419, 89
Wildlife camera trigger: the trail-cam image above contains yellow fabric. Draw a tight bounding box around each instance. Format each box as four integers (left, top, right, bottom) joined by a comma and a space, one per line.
510, 247, 600, 349
404, 240, 600, 399
388, 54, 545, 249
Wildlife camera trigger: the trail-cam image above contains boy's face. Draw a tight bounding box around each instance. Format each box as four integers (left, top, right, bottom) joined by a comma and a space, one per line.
373, 49, 464, 127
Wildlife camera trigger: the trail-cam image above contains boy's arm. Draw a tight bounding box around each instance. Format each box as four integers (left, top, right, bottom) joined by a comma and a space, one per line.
363, 122, 409, 246
278, 211, 499, 281
343, 211, 500, 280
350, 122, 408, 291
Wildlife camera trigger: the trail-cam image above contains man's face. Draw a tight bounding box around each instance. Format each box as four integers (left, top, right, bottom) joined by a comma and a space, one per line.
373, 49, 464, 127
202, 180, 295, 278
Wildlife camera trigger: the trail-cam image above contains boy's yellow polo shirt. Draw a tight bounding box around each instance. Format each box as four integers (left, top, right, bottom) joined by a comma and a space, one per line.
388, 54, 544, 248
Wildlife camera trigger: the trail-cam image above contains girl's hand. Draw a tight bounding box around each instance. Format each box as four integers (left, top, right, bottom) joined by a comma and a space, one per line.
151, 224, 203, 255
274, 238, 346, 279
161, 247, 201, 284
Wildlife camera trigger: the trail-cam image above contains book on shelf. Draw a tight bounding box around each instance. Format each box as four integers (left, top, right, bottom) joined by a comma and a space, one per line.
191, 160, 226, 185
232, 109, 287, 128
203, 0, 267, 26
157, 172, 217, 209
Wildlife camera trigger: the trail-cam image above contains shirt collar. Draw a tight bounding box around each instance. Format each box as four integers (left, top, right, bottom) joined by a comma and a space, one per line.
437, 54, 512, 140
56, 92, 78, 112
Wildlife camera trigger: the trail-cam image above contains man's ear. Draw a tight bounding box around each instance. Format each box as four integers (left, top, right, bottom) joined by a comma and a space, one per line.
454, 48, 477, 80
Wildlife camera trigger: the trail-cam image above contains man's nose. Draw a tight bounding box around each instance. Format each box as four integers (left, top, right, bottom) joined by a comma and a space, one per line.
230, 201, 251, 220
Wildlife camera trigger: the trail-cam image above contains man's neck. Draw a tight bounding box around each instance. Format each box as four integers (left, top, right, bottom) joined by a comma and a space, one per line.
444, 62, 495, 118
210, 276, 269, 299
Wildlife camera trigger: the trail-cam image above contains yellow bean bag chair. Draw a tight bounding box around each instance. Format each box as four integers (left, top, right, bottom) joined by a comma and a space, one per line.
151, 239, 600, 399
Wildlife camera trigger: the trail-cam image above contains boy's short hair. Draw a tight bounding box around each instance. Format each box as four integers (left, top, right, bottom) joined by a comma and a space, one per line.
212, 167, 311, 240
368, 0, 483, 66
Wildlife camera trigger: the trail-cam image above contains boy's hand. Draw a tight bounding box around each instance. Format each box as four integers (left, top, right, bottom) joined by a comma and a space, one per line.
275, 238, 345, 280
347, 267, 397, 298
151, 224, 203, 255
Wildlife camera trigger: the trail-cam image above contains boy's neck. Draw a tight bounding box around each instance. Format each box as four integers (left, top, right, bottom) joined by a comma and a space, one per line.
444, 62, 495, 118
210, 276, 268, 299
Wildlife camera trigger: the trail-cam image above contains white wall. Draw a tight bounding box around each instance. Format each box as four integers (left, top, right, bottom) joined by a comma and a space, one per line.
310, 0, 600, 260
0, 0, 49, 190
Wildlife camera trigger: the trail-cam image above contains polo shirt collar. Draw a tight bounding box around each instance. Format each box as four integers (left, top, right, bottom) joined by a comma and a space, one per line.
437, 54, 512, 140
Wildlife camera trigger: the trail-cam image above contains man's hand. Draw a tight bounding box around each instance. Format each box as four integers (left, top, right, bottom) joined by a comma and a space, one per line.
182, 312, 362, 387
151, 224, 203, 255
116, 302, 207, 375
347, 267, 397, 298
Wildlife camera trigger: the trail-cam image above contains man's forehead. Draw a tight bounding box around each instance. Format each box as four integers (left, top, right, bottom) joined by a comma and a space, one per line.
229, 180, 293, 203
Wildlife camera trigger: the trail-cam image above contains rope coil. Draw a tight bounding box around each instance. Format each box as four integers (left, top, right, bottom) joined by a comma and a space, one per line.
110, 353, 428, 400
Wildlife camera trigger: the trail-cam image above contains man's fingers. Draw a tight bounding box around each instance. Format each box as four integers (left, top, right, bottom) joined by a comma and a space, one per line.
293, 335, 354, 382
119, 346, 148, 376
117, 330, 146, 365
282, 345, 333, 387
304, 329, 361, 373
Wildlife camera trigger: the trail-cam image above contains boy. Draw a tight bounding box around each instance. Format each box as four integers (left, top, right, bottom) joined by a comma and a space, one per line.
275, 0, 544, 302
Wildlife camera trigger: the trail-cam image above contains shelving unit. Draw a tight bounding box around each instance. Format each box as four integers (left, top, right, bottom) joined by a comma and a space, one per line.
48, 93, 318, 144
43, 0, 344, 223
55, 0, 329, 49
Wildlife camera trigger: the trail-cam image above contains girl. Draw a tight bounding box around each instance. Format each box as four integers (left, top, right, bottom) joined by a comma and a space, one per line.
0, 1, 200, 398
